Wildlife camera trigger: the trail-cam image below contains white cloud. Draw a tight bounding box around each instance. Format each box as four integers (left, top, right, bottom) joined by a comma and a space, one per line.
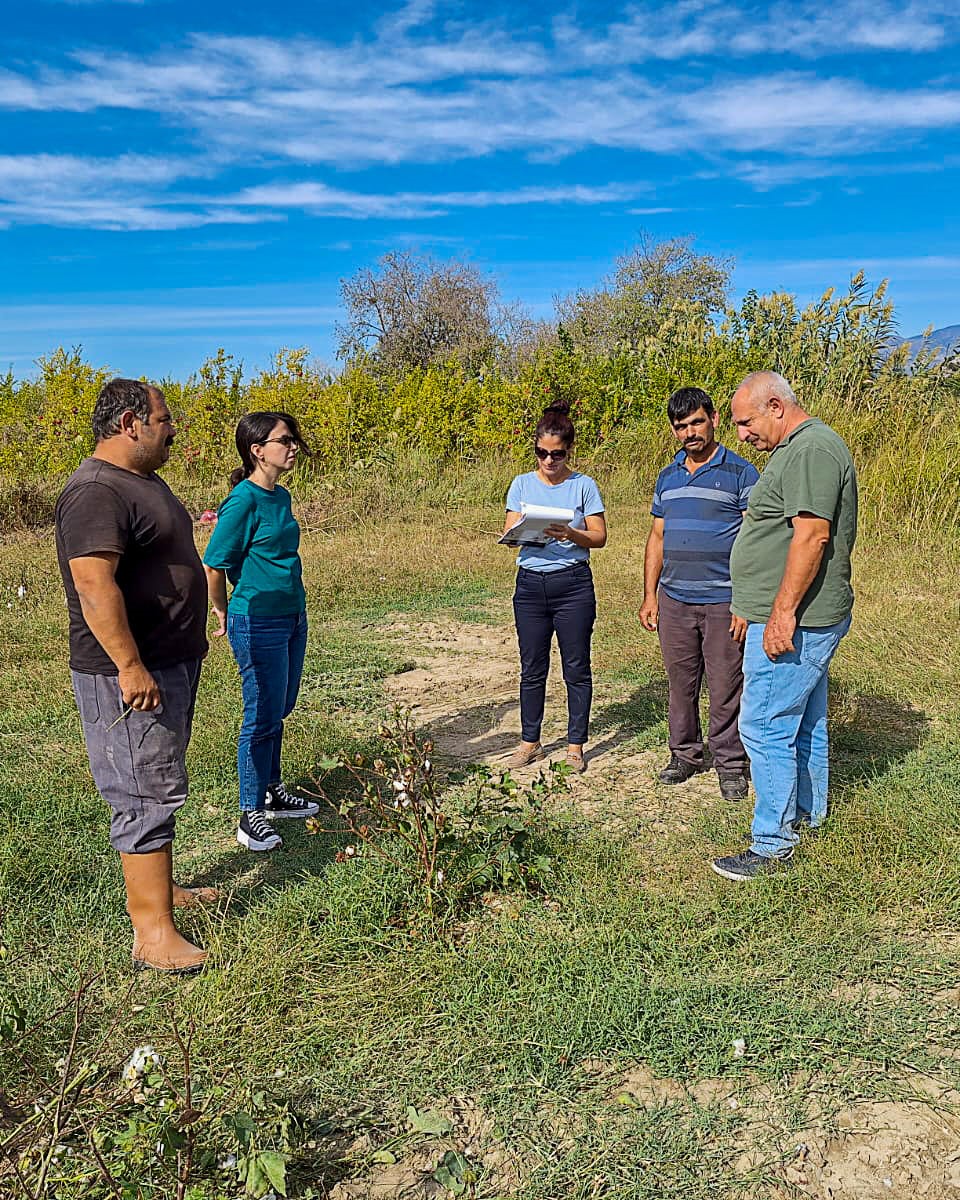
0, 152, 645, 229
0, 3, 958, 230
0, 154, 273, 231
226, 180, 647, 218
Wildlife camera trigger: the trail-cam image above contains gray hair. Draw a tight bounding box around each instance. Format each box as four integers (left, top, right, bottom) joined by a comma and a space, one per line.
738, 370, 798, 409
92, 379, 158, 442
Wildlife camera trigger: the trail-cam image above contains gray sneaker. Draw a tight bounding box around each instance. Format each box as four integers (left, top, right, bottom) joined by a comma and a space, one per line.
711, 849, 793, 882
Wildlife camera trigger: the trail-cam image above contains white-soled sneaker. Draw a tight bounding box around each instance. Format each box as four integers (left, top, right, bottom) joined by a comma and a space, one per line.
264, 781, 320, 820
237, 809, 283, 851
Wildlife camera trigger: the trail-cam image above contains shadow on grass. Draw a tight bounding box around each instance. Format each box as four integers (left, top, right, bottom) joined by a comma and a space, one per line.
587, 678, 669, 759
385, 679, 670, 784
179, 771, 354, 912
829, 684, 931, 793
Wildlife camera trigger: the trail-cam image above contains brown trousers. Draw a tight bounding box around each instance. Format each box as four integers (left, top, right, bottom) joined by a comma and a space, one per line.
657, 590, 748, 774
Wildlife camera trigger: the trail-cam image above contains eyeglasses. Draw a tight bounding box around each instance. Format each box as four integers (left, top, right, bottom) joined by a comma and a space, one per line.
260, 436, 300, 448
535, 446, 567, 461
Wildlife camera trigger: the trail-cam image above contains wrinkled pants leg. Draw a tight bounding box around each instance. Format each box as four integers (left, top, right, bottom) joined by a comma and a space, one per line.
657, 591, 705, 768
549, 565, 596, 744
741, 616, 850, 858
269, 611, 308, 786
514, 570, 552, 743
701, 601, 749, 774
71, 659, 202, 854
796, 667, 830, 828
228, 614, 293, 813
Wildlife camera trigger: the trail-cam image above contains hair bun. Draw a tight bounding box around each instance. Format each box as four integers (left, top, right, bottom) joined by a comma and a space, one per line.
543, 399, 571, 417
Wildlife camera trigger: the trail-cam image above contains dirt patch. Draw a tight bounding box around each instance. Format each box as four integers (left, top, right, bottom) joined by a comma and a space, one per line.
381, 613, 723, 836
780, 1094, 960, 1199
328, 1096, 526, 1199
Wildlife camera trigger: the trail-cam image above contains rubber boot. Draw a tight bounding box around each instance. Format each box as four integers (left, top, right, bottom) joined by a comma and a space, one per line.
120, 847, 208, 975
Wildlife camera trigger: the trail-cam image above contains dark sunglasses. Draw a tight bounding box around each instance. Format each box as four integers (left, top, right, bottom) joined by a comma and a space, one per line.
260, 435, 300, 448
535, 446, 568, 461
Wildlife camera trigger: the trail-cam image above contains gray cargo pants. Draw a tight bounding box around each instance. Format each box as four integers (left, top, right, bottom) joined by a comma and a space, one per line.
71, 658, 202, 854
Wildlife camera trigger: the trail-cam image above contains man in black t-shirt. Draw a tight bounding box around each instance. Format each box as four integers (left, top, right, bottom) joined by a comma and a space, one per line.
56, 378, 210, 974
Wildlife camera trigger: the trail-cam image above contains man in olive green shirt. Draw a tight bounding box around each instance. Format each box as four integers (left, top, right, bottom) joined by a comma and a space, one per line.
712, 371, 858, 882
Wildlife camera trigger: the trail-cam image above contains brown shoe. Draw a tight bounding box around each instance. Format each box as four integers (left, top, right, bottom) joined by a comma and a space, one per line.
505, 743, 545, 769
565, 751, 586, 774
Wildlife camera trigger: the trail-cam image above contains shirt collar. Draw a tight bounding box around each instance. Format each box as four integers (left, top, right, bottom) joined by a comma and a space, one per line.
671, 443, 728, 473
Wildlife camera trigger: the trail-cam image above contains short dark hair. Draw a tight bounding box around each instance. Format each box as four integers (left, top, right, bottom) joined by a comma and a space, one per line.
92, 378, 158, 442
667, 387, 715, 425
230, 411, 311, 487
534, 400, 575, 448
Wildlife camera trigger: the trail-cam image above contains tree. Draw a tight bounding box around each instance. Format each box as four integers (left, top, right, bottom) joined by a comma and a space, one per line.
336, 252, 505, 374
556, 235, 732, 356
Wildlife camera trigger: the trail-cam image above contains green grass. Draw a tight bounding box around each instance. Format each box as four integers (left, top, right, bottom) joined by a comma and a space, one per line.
2, 474, 960, 1199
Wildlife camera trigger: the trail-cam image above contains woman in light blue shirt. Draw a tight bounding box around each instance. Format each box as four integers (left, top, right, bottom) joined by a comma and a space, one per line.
502, 400, 607, 773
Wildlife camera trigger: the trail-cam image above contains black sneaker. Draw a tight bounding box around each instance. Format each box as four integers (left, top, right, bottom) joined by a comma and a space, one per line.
717, 772, 750, 801
711, 849, 793, 882
264, 782, 320, 820
238, 810, 283, 851
658, 755, 707, 784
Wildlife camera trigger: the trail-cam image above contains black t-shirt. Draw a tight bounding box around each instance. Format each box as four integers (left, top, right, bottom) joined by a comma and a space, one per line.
55, 458, 208, 675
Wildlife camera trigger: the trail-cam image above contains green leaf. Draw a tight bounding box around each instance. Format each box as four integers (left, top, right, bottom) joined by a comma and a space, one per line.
406, 1105, 452, 1135
258, 1150, 289, 1196
371, 1149, 398, 1164
244, 1157, 267, 1196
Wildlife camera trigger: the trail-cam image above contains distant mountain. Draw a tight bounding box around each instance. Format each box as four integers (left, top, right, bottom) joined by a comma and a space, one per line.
894, 324, 960, 364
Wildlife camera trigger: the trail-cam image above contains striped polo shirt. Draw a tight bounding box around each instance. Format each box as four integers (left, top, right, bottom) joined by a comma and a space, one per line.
651, 444, 759, 605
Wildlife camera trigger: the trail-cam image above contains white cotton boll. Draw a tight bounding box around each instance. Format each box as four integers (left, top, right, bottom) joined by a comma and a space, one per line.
731, 1038, 746, 1058
16, 585, 26, 599
123, 1044, 162, 1085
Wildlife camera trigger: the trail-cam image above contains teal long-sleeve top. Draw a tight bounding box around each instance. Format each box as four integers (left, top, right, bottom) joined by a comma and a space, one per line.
203, 479, 306, 616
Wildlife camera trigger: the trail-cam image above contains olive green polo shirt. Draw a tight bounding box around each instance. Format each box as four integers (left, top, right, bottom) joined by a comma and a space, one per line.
730, 418, 858, 627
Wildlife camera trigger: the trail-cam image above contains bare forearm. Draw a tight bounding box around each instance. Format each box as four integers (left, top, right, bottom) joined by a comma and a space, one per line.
771, 533, 827, 617
566, 526, 606, 549
76, 583, 143, 671
643, 532, 664, 599
204, 565, 229, 612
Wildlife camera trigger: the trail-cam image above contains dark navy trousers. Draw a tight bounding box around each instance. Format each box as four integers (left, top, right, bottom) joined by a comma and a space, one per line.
513, 562, 596, 744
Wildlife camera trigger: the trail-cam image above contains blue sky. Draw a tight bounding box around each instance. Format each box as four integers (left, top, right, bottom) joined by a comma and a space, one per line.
2, 0, 958, 379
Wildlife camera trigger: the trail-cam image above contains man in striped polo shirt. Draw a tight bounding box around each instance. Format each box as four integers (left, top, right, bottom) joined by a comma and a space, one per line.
639, 387, 759, 800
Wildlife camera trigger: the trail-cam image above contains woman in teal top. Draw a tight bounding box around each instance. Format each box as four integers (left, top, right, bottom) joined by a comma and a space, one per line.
203, 412, 319, 853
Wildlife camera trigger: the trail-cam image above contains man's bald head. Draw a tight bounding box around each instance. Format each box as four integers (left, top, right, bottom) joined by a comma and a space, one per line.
736, 371, 798, 412
730, 371, 808, 453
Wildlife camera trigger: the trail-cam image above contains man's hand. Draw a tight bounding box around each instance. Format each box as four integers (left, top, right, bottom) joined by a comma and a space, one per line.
729, 614, 748, 644
210, 606, 228, 638
638, 597, 659, 632
118, 663, 161, 710
762, 611, 797, 660
544, 522, 571, 541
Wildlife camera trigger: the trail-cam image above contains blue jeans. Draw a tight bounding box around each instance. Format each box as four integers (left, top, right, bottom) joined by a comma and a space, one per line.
740, 614, 851, 859
227, 611, 308, 813
513, 562, 596, 744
